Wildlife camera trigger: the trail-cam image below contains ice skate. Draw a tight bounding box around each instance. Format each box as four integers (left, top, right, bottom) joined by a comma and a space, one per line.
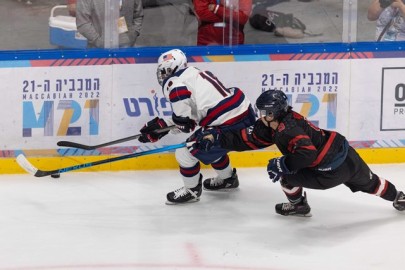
166, 175, 202, 205
203, 168, 239, 191
275, 192, 312, 217
393, 191, 405, 211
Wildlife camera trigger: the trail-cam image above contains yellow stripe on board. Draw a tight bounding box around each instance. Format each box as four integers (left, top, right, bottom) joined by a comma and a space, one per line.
57, 109, 74, 136
1, 148, 405, 175
206, 55, 235, 62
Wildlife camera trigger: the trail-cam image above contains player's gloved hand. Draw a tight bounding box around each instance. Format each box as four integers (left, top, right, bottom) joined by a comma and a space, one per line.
197, 128, 221, 152
172, 113, 196, 133
267, 156, 290, 183
138, 117, 169, 143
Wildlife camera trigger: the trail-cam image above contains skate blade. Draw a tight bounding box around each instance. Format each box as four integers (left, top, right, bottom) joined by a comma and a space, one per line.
165, 197, 200, 205
203, 187, 239, 192
393, 205, 405, 211
295, 212, 312, 217
278, 212, 312, 217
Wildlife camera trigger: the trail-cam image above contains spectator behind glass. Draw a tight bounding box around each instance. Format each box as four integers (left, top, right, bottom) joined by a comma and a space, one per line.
367, 0, 405, 41
193, 0, 252, 45
76, 0, 143, 48
67, 0, 76, 17
16, 0, 32, 5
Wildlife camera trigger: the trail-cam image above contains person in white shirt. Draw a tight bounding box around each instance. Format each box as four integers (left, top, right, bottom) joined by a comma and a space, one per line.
368, 0, 405, 41
138, 49, 256, 204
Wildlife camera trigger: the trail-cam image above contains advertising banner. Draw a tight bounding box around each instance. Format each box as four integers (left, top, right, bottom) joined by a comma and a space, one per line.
112, 60, 350, 149
1, 56, 403, 157
350, 58, 405, 145
0, 65, 113, 150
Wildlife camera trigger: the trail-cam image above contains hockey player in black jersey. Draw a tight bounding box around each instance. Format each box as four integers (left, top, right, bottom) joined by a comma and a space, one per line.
196, 89, 405, 216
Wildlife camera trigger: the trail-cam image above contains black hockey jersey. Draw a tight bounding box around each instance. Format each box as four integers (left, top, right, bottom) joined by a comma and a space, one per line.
219, 110, 348, 172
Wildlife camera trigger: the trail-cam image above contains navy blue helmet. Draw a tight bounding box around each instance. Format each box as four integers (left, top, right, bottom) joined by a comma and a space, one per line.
255, 90, 289, 120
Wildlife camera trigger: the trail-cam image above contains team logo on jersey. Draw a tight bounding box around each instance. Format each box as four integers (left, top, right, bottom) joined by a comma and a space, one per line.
277, 122, 286, 132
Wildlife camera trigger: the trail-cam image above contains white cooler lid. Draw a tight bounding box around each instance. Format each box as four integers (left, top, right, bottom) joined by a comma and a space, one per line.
49, 16, 77, 31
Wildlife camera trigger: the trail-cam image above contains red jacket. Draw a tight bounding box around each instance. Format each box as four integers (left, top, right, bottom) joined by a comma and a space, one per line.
193, 0, 252, 45
67, 0, 76, 16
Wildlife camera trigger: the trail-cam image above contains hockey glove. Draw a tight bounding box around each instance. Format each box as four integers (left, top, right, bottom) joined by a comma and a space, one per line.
138, 117, 169, 143
197, 128, 221, 152
267, 156, 290, 183
172, 113, 196, 133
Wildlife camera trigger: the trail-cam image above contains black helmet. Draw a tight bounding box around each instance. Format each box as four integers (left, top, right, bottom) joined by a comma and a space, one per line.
256, 90, 289, 120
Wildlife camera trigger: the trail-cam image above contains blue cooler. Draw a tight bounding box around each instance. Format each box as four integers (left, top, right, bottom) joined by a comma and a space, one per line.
49, 5, 87, 49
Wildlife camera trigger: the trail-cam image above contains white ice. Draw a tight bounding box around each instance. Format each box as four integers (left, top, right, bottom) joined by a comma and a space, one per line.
0, 164, 404, 270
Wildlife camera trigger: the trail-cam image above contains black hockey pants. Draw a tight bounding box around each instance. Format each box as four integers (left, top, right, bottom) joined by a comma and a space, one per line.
284, 146, 397, 201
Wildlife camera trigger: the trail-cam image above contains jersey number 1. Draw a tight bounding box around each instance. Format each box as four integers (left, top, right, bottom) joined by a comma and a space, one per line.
199, 71, 230, 97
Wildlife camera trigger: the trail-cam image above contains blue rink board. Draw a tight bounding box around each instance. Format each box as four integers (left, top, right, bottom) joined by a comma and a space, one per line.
1, 41, 405, 61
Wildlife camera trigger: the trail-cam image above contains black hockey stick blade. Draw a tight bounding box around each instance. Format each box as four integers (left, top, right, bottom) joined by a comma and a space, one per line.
57, 125, 176, 150
17, 142, 192, 177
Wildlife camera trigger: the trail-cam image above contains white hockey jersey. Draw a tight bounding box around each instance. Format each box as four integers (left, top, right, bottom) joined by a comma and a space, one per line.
161, 66, 252, 128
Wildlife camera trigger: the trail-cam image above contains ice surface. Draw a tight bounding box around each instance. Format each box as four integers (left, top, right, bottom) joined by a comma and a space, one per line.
0, 164, 404, 270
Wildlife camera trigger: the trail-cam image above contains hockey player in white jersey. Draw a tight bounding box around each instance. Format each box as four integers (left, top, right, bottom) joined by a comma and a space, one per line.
138, 49, 256, 204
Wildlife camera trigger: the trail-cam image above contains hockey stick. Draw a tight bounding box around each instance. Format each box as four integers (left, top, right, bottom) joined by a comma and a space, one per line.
56, 125, 176, 150
17, 142, 192, 177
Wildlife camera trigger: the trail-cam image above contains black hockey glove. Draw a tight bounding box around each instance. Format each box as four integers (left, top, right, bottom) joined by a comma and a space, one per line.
138, 117, 169, 143
172, 113, 196, 133
197, 128, 221, 152
267, 156, 290, 183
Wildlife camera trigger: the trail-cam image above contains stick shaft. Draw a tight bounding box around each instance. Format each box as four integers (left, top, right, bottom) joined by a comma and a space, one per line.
17, 142, 190, 177
57, 125, 176, 150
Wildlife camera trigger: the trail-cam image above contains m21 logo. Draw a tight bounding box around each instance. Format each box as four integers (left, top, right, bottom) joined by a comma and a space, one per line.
123, 90, 172, 117
286, 93, 337, 129
22, 99, 99, 137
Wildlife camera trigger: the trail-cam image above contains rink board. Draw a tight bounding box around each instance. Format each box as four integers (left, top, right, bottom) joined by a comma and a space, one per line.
2, 148, 405, 175
1, 44, 405, 174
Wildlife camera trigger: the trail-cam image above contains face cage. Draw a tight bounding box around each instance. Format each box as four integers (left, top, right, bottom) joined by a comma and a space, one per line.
157, 68, 172, 86
256, 106, 275, 118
